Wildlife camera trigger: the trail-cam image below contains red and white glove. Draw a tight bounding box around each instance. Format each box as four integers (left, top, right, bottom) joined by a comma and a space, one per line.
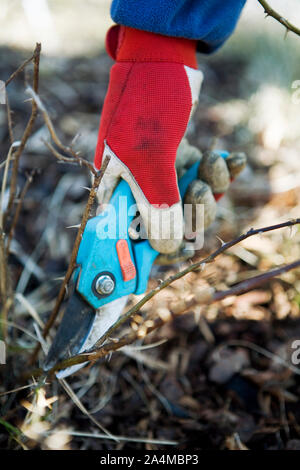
94, 25, 203, 253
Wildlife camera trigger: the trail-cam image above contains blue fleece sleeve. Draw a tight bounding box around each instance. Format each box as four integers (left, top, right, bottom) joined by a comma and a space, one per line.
110, 0, 246, 53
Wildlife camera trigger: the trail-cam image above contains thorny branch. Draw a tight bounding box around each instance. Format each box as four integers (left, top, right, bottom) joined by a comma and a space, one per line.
0, 44, 111, 366
4, 50, 37, 87
6, 95, 14, 145
46, 257, 300, 375
257, 0, 300, 37
1, 44, 41, 345
43, 219, 300, 375
6, 43, 41, 216
0, 229, 11, 340
93, 218, 300, 349
28, 156, 111, 365
24, 84, 110, 361
6, 171, 34, 254
26, 87, 97, 176
0, 143, 16, 336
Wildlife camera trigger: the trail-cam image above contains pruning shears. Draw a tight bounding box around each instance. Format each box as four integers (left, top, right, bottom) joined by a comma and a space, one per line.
44, 152, 229, 377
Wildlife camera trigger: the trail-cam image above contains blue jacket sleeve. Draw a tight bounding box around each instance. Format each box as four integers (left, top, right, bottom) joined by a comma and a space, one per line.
110, 0, 246, 53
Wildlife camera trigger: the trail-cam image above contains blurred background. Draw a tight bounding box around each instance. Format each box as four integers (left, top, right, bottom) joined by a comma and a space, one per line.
1, 0, 300, 451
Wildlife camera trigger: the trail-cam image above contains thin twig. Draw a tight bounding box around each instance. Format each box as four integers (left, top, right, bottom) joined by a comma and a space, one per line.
6, 171, 34, 254
0, 231, 7, 304
26, 87, 97, 176
6, 43, 41, 215
257, 0, 300, 37
213, 259, 300, 301
0, 227, 12, 340
15, 292, 44, 329
66, 430, 178, 446
59, 378, 116, 441
0, 144, 17, 337
0, 383, 44, 398
0, 143, 16, 230
1, 298, 13, 340
0, 318, 40, 342
6, 95, 14, 144
43, 139, 95, 175
28, 156, 110, 365
5, 51, 36, 87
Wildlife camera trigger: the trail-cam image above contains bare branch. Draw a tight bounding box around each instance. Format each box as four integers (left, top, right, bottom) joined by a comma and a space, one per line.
43, 137, 95, 175
93, 218, 300, 348
257, 0, 300, 37
26, 87, 97, 176
5, 51, 36, 87
6, 95, 14, 145
6, 172, 34, 254
0, 143, 16, 230
0, 230, 13, 340
6, 43, 41, 215
28, 156, 111, 364
42, 219, 300, 375
44, 256, 300, 375
213, 259, 300, 301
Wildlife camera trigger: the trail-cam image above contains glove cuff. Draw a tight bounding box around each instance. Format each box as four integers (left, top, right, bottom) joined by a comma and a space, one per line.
106, 25, 197, 69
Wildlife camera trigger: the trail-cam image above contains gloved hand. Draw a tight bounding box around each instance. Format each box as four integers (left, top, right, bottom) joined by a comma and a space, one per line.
94, 25, 203, 254
94, 26, 246, 254
177, 137, 246, 229
155, 139, 246, 264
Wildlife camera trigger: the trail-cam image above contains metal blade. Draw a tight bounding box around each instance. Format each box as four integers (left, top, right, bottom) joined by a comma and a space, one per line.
43, 292, 96, 372
54, 295, 129, 379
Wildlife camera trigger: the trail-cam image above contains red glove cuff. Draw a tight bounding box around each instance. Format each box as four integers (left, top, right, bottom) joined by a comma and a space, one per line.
106, 25, 197, 69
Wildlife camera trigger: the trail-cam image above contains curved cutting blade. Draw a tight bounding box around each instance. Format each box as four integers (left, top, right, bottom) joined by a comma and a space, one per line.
43, 292, 96, 372
55, 295, 129, 379
44, 294, 129, 378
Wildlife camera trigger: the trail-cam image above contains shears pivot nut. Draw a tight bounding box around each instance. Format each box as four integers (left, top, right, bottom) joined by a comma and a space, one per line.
94, 274, 115, 296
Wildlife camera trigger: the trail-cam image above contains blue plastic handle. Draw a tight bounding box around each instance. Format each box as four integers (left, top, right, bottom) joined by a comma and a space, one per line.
75, 151, 229, 309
